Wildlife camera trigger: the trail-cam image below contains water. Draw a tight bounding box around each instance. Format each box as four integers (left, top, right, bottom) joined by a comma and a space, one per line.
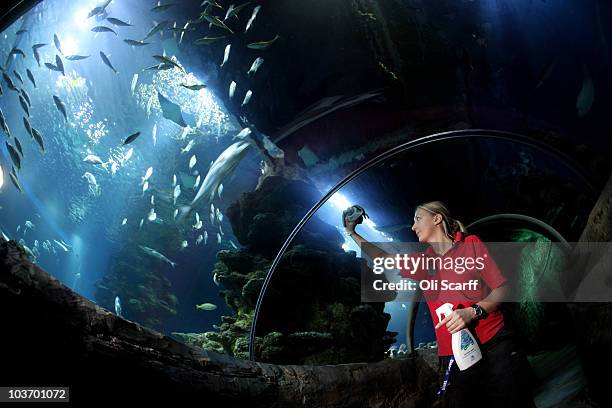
0, 0, 260, 336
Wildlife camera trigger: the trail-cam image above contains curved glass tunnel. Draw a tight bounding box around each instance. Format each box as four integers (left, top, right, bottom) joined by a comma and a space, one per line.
250, 133, 594, 405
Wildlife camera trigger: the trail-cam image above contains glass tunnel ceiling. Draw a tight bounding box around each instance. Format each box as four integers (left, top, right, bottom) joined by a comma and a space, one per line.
0, 0, 277, 337
248, 130, 596, 364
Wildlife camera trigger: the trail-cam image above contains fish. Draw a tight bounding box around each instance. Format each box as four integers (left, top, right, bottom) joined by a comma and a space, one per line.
152, 54, 183, 71
241, 90, 253, 107
245, 5, 261, 33
20, 89, 31, 107
32, 43, 46, 66
44, 62, 61, 73
195, 302, 217, 311
172, 174, 177, 186
180, 240, 188, 249
123, 131, 141, 145
220, 44, 231, 67
0, 109, 10, 136
247, 35, 279, 50
173, 208, 178, 220
82, 172, 97, 186
18, 95, 29, 116
91, 26, 118, 35
190, 141, 250, 210
196, 234, 203, 245
200, 14, 233, 34
124, 39, 150, 46
217, 183, 223, 198
14, 137, 23, 156
157, 92, 187, 127
53, 95, 68, 122
123, 147, 134, 162
194, 36, 225, 45
144, 20, 169, 40
55, 54, 65, 75
139, 245, 177, 267
110, 160, 118, 176
2, 72, 17, 91
122, 218, 127, 225
142, 181, 149, 194
87, 0, 112, 18
247, 57, 264, 75
16, 29, 28, 36
9, 171, 22, 192
31, 128, 45, 153
139, 218, 144, 228
26, 69, 36, 87
233, 127, 252, 141
23, 117, 32, 137
224, 2, 251, 20
131, 74, 139, 94
53, 34, 63, 55
202, 0, 223, 9
216, 207, 223, 223
229, 81, 236, 98
577, 65, 594, 118
151, 3, 174, 12
114, 296, 122, 317
65, 54, 91, 60
204, 230, 208, 245
107, 17, 133, 26
173, 184, 181, 205
150, 195, 155, 205
189, 154, 197, 169
217, 232, 222, 244
152, 124, 157, 146
83, 154, 104, 164
167, 25, 195, 32
180, 83, 206, 91
13, 70, 23, 84
9, 47, 26, 58
99, 51, 118, 73
143, 63, 174, 71
181, 139, 195, 154
193, 174, 201, 189
142, 166, 153, 183
147, 207, 156, 221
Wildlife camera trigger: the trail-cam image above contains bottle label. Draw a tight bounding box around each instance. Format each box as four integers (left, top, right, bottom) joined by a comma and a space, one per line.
460, 330, 475, 351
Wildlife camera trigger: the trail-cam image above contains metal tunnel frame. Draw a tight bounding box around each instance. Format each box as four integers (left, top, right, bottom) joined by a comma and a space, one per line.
248, 129, 596, 361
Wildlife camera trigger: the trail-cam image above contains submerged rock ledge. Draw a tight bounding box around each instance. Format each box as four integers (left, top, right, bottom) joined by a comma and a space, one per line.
0, 238, 438, 406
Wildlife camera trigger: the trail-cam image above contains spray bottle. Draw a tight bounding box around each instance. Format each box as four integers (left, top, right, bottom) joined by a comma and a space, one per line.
435, 303, 482, 370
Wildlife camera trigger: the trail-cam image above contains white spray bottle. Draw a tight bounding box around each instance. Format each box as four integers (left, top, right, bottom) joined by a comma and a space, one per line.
435, 303, 482, 370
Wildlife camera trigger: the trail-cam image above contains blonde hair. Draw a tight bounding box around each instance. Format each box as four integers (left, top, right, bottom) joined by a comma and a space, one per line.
416, 201, 467, 240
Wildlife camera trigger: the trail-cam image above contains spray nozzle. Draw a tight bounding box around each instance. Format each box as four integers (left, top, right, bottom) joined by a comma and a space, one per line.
435, 303, 454, 325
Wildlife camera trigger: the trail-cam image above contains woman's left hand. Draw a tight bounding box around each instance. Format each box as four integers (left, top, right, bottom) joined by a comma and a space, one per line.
434, 308, 475, 334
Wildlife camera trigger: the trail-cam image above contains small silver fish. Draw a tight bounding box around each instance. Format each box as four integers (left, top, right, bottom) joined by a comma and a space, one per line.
247, 57, 264, 75
99, 51, 118, 73
247, 35, 279, 50
220, 44, 231, 68
26, 69, 36, 87
91, 26, 117, 35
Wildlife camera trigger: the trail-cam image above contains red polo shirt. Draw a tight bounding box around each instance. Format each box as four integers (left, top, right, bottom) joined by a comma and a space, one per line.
399, 231, 507, 356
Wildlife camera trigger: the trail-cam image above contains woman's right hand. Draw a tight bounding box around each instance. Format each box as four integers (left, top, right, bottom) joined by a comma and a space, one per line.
344, 216, 360, 235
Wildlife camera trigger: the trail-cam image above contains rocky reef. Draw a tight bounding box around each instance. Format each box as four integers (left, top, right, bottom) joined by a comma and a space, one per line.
172, 174, 397, 364
0, 237, 439, 405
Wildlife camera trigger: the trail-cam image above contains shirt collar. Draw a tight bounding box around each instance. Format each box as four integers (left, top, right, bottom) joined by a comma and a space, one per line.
424, 231, 465, 256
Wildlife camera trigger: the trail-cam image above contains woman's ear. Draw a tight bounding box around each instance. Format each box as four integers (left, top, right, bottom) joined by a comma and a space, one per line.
432, 213, 442, 226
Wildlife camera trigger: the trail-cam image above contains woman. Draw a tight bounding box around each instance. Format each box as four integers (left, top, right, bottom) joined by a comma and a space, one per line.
344, 201, 537, 408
